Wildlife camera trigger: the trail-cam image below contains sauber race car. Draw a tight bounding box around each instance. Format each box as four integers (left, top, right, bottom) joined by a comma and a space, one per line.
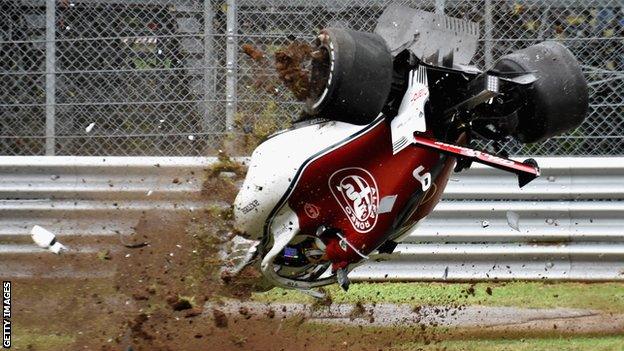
228, 4, 588, 296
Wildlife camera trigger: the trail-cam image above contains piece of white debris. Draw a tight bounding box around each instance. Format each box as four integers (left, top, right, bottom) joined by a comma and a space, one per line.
481, 220, 490, 228
125, 253, 131, 258
188, 135, 195, 141
506, 211, 520, 231
146, 189, 153, 196
85, 122, 95, 133
30, 225, 67, 254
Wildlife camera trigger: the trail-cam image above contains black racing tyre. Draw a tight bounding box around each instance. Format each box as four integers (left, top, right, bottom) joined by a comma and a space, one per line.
494, 41, 588, 143
305, 28, 393, 125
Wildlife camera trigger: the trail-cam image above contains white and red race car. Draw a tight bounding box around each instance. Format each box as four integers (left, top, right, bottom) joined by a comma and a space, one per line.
228, 4, 588, 296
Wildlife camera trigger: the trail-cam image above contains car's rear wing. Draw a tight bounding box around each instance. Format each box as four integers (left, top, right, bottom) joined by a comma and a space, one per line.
413, 135, 540, 187
375, 3, 479, 67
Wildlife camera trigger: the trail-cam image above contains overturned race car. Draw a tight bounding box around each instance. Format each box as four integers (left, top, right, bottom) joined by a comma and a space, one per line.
229, 4, 588, 297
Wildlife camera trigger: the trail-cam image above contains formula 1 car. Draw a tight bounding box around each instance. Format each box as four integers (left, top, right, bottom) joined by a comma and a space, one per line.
229, 4, 588, 296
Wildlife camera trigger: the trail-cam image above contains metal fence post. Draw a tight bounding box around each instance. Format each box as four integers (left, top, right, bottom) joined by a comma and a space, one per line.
45, 0, 56, 155
483, 0, 493, 68
537, 7, 550, 41
435, 0, 445, 14
204, 1, 215, 131
225, 0, 238, 131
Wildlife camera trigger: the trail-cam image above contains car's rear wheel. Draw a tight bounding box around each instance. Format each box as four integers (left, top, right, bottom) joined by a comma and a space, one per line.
494, 41, 588, 143
306, 28, 393, 125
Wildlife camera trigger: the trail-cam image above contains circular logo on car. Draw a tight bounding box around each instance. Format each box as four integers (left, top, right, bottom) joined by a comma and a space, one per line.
329, 167, 379, 233
304, 203, 320, 219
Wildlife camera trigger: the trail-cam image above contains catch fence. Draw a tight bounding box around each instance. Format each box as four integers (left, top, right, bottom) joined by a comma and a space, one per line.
1, 0, 622, 156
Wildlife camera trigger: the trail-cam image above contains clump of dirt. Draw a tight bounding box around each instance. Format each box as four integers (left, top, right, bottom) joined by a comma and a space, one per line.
462, 283, 477, 298
97, 249, 112, 260
167, 295, 194, 311
238, 306, 253, 319
241, 43, 265, 62
311, 289, 333, 310
349, 301, 367, 320
128, 313, 152, 341
205, 150, 247, 179
274, 41, 314, 101
346, 300, 377, 324
212, 308, 229, 328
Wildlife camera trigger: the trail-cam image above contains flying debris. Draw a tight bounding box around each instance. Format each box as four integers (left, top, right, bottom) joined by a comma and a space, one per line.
31, 225, 67, 254
85, 122, 95, 133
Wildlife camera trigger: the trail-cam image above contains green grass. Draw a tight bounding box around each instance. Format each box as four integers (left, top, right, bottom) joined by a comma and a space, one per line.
253, 282, 624, 312
12, 329, 74, 351
397, 335, 624, 351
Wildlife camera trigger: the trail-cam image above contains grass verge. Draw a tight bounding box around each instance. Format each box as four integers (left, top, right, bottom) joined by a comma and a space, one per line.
254, 281, 624, 312
396, 335, 624, 351
12, 329, 74, 351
